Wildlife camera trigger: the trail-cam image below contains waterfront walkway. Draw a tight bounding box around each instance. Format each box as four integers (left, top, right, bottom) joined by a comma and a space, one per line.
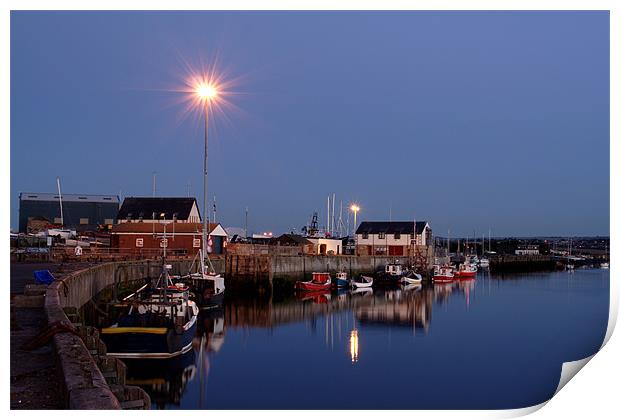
10, 262, 97, 409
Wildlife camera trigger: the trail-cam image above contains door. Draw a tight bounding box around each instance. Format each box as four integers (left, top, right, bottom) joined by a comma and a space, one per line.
389, 245, 404, 256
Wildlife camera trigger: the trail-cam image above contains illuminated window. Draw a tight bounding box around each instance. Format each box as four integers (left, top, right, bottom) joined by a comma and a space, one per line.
136, 238, 144, 247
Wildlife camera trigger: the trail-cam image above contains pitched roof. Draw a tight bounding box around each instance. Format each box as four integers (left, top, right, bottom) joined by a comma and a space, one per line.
355, 221, 428, 235
20, 192, 119, 203
117, 197, 200, 221
112, 222, 223, 235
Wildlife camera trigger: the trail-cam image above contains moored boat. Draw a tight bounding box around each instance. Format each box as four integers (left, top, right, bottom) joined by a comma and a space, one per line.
295, 272, 332, 291
375, 264, 406, 284
177, 250, 225, 308
334, 271, 351, 288
400, 270, 422, 285
351, 275, 373, 289
454, 262, 477, 279
433, 265, 455, 283
600, 262, 609, 269
101, 264, 199, 359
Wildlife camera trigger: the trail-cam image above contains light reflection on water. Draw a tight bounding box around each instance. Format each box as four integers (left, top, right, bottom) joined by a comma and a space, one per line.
124, 268, 609, 410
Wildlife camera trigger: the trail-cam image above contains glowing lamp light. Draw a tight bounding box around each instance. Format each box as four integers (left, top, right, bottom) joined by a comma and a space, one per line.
350, 329, 359, 363
196, 84, 218, 100
350, 204, 360, 212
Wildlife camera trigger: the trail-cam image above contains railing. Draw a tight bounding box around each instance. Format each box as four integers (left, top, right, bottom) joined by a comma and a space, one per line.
50, 247, 191, 262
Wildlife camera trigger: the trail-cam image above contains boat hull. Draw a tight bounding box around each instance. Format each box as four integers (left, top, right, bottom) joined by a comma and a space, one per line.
433, 275, 454, 283
102, 320, 197, 359
351, 276, 373, 289
295, 279, 332, 291
454, 271, 476, 279
335, 278, 350, 288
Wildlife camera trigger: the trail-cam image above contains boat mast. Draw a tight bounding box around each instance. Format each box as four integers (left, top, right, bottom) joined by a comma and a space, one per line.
56, 176, 64, 228
332, 193, 335, 236
326, 195, 330, 234
202, 98, 212, 272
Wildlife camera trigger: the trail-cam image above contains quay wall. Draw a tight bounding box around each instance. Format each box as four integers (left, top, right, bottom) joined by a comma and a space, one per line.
224, 254, 417, 291
489, 254, 555, 272
44, 257, 225, 409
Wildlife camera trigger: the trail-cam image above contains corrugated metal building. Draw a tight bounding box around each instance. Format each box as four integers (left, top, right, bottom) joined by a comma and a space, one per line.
18, 192, 120, 233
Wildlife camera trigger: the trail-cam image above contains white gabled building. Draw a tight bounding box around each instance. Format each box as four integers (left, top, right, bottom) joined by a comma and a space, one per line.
355, 221, 432, 257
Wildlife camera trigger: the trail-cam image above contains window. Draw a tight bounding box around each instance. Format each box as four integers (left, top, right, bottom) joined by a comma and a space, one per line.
362, 232, 369, 239
103, 197, 112, 201
378, 232, 385, 239
79, 218, 89, 225
394, 233, 401, 239
160, 239, 168, 248
135, 238, 144, 247
193, 238, 201, 248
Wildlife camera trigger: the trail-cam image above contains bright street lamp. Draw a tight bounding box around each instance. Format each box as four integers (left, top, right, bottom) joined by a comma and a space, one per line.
195, 82, 219, 265
350, 204, 360, 233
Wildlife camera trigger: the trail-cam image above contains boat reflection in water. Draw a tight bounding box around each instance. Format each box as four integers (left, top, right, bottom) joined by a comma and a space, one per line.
355, 285, 434, 332
118, 269, 609, 409
124, 309, 226, 409
124, 350, 197, 409
127, 276, 479, 408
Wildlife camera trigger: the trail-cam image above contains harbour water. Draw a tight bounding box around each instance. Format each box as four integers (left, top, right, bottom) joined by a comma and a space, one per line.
125, 269, 609, 410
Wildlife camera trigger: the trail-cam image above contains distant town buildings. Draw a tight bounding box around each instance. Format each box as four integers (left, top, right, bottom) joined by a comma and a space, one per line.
18, 192, 120, 233
515, 244, 540, 255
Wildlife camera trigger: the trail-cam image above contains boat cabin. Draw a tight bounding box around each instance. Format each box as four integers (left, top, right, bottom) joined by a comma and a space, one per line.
385, 264, 405, 276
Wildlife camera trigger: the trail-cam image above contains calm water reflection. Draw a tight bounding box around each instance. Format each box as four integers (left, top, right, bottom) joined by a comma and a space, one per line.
125, 269, 609, 410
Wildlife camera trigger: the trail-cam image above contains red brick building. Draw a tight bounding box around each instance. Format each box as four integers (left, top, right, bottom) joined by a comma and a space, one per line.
111, 222, 228, 257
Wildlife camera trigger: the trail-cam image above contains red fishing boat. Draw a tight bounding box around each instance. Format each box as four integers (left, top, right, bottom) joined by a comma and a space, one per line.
454, 262, 477, 279
433, 265, 455, 283
294, 272, 332, 291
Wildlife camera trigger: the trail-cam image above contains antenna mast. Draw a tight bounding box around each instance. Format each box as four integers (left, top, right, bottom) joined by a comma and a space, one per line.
56, 176, 64, 228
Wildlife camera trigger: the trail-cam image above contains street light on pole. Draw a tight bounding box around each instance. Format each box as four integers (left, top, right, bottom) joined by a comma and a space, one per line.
195, 82, 219, 268
350, 204, 360, 233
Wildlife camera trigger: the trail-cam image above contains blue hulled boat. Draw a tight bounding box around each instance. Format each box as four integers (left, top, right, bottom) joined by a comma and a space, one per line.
101, 263, 199, 359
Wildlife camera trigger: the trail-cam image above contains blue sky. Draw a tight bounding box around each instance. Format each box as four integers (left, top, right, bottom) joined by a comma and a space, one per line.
10, 11, 609, 236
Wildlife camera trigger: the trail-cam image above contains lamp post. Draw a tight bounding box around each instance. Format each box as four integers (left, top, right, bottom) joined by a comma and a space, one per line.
350, 204, 360, 233
196, 84, 218, 267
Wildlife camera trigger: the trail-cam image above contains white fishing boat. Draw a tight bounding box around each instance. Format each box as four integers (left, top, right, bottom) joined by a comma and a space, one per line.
178, 249, 225, 307
401, 270, 422, 285
600, 262, 609, 269
351, 275, 373, 289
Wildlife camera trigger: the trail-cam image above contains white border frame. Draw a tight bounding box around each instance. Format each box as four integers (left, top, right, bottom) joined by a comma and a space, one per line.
3, 2, 617, 419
